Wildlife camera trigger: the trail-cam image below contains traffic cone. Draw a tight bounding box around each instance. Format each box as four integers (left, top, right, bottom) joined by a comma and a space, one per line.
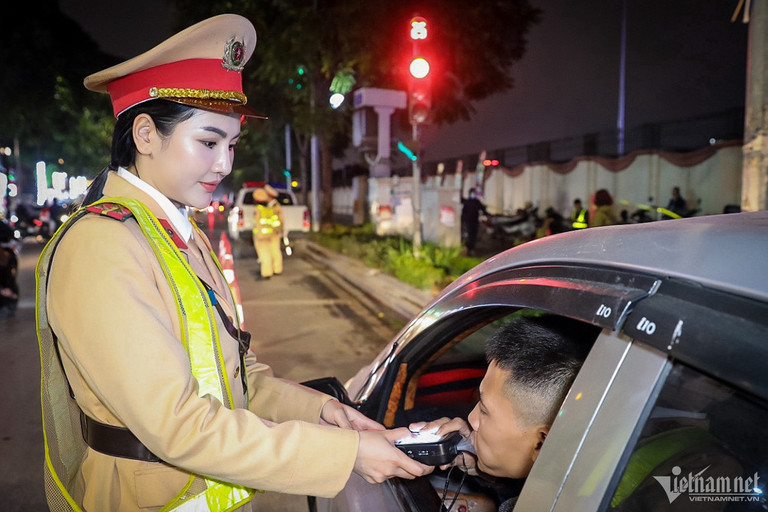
218, 233, 246, 330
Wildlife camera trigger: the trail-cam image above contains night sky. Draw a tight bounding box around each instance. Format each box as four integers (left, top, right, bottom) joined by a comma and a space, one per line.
59, 0, 749, 163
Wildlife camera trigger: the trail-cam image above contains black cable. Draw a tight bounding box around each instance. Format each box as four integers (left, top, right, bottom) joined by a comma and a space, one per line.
440, 465, 468, 512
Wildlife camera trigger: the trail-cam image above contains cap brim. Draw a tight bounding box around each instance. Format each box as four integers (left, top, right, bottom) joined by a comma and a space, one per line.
168, 98, 267, 119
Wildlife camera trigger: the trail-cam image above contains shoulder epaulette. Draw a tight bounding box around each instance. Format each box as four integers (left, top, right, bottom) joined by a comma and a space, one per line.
85, 202, 134, 221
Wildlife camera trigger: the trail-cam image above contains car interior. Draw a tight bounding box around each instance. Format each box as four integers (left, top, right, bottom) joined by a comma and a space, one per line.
604, 363, 768, 511
385, 308, 601, 512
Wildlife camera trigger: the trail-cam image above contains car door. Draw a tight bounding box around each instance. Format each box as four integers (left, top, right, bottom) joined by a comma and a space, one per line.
529, 275, 768, 512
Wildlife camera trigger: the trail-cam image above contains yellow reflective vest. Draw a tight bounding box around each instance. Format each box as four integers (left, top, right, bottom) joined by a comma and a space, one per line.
572, 208, 589, 229
36, 197, 253, 512
253, 204, 281, 238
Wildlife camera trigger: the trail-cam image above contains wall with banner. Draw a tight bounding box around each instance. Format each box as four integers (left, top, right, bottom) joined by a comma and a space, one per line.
475, 140, 742, 217
332, 141, 743, 244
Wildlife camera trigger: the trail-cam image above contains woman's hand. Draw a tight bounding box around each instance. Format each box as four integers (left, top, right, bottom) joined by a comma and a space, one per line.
409, 417, 478, 474
353, 428, 434, 483
320, 399, 384, 431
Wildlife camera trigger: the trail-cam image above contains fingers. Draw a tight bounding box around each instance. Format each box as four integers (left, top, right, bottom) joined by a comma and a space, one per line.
346, 409, 385, 431
382, 426, 415, 443
319, 400, 352, 429
354, 430, 434, 484
409, 417, 470, 437
441, 451, 478, 474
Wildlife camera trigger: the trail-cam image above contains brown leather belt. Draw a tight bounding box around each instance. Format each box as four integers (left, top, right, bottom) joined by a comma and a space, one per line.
80, 412, 161, 463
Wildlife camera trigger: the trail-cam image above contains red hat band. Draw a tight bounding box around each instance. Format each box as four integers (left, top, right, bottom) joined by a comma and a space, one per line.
107, 59, 246, 117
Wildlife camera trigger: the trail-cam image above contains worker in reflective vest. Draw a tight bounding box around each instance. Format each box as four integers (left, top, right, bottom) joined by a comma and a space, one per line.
36, 14, 431, 512
252, 187, 283, 279
571, 198, 589, 229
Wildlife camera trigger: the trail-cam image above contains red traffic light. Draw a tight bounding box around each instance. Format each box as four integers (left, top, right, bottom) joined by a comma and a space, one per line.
409, 57, 430, 79
483, 159, 500, 167
408, 15, 432, 125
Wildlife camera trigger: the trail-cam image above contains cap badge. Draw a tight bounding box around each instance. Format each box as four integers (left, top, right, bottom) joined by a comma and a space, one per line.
222, 37, 246, 71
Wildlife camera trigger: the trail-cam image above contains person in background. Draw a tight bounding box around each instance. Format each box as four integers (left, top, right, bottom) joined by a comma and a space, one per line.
570, 198, 589, 229
590, 189, 618, 227
265, 183, 288, 255
36, 14, 430, 512
461, 187, 490, 256
252, 186, 283, 278
666, 186, 687, 216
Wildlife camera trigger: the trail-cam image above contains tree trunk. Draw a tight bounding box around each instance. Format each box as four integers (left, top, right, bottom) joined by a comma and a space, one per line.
320, 136, 334, 229
294, 131, 310, 206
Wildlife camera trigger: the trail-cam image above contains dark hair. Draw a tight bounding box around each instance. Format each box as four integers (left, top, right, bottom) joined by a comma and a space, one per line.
80, 100, 197, 206
486, 315, 599, 425
594, 189, 614, 207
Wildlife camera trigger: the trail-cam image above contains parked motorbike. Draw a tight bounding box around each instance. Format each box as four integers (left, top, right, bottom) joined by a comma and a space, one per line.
485, 204, 541, 244
0, 218, 20, 316
626, 198, 700, 224
9, 201, 69, 240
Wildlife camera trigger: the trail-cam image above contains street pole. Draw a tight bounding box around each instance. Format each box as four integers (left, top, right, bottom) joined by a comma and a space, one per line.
617, 0, 627, 156
412, 124, 422, 253
742, 0, 768, 211
285, 124, 292, 190
311, 134, 320, 232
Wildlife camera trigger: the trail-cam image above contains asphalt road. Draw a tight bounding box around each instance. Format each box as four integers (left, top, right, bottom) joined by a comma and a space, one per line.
0, 216, 401, 511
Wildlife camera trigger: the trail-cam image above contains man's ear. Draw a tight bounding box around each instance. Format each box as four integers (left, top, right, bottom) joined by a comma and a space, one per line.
530, 424, 550, 463
133, 114, 155, 156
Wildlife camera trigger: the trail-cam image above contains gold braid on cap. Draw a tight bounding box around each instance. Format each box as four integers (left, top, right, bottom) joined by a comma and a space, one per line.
148, 87, 247, 104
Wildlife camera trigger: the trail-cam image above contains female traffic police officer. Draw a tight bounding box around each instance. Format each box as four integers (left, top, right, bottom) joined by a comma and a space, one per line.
36, 14, 430, 512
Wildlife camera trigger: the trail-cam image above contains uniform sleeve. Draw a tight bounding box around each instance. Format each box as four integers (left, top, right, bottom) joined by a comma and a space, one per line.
244, 351, 333, 424
48, 216, 359, 496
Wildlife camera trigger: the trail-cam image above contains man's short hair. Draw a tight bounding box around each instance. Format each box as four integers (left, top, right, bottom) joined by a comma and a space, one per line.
485, 315, 599, 426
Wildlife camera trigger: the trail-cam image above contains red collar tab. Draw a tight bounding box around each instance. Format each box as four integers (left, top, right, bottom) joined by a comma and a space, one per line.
86, 203, 134, 221
158, 219, 188, 250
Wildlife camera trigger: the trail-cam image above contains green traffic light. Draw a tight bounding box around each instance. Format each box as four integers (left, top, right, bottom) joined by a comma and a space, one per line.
397, 141, 418, 161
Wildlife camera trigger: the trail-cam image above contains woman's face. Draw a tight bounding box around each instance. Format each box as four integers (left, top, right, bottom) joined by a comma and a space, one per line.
139, 109, 241, 209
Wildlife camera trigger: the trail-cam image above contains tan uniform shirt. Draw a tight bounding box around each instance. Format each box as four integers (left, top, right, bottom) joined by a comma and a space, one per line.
47, 172, 358, 511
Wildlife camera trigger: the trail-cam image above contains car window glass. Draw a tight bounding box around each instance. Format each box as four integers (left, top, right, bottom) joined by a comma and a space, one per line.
402, 310, 524, 423
604, 364, 768, 511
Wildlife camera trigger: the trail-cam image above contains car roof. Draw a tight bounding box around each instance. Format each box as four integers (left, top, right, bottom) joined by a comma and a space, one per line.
445, 211, 768, 303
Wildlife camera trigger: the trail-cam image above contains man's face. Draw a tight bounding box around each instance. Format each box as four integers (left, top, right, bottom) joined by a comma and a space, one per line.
467, 361, 549, 479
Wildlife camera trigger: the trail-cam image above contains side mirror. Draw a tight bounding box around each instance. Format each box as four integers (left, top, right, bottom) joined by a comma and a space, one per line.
301, 376, 356, 407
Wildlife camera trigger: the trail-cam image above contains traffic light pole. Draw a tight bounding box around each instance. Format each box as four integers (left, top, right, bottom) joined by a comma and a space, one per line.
412, 124, 422, 253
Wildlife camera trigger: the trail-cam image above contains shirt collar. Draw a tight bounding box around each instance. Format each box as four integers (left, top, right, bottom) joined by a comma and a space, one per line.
117, 167, 193, 243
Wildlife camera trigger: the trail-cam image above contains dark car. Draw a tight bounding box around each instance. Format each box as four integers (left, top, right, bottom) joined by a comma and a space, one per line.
310, 211, 768, 512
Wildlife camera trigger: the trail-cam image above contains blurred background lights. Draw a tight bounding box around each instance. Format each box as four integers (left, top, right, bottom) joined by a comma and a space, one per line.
329, 92, 345, 109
